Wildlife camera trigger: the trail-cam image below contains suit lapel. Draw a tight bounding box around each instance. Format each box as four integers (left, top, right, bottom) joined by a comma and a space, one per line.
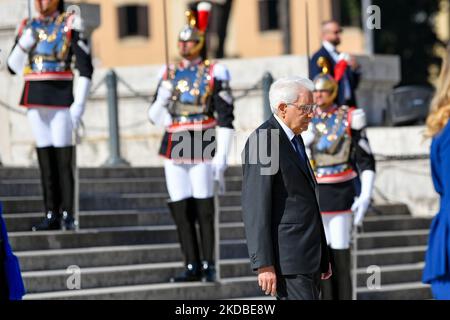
268, 116, 316, 190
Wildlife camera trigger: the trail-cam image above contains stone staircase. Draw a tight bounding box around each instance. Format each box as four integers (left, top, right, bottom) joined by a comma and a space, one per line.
0, 167, 433, 300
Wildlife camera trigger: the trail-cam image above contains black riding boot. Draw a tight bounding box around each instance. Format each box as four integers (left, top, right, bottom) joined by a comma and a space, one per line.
332, 248, 353, 300
32, 147, 61, 231
193, 197, 216, 282
55, 146, 77, 231
168, 198, 201, 282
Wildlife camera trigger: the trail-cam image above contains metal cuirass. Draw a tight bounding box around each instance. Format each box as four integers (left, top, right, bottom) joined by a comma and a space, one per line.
311, 106, 352, 171
25, 14, 72, 75
167, 62, 213, 121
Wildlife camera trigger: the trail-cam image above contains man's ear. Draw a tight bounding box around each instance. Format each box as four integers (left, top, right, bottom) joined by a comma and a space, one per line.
278, 103, 287, 114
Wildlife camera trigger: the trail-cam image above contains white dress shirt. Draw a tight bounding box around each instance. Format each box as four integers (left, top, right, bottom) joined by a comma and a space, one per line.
274, 113, 297, 151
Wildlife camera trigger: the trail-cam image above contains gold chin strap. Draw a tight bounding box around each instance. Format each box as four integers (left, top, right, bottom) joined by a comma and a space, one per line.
188, 36, 205, 57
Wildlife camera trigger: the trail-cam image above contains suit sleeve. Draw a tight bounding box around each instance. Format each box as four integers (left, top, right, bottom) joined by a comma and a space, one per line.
71, 31, 94, 79
241, 131, 275, 271
351, 67, 362, 91
309, 52, 321, 80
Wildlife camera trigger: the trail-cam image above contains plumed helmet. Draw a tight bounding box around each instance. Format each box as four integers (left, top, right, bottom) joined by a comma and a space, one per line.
313, 56, 338, 104
178, 2, 211, 57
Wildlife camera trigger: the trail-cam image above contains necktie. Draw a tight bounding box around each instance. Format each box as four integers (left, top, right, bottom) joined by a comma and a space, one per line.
292, 136, 307, 164
292, 136, 316, 185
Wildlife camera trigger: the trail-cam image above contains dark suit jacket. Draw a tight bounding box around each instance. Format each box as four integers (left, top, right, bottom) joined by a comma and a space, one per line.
241, 115, 330, 276
309, 46, 361, 106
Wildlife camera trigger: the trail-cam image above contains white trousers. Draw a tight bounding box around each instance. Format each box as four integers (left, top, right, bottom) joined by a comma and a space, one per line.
164, 160, 214, 202
27, 108, 73, 148
321, 212, 353, 250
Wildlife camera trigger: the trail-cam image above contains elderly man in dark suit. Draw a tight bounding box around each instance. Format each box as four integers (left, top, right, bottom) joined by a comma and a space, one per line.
309, 20, 361, 107
241, 77, 331, 300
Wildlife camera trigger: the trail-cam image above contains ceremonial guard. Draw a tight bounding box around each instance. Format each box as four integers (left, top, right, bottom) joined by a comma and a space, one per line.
302, 58, 376, 299
148, 2, 234, 282
7, 0, 93, 231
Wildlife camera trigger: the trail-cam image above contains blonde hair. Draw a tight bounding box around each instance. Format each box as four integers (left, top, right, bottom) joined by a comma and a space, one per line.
425, 43, 450, 138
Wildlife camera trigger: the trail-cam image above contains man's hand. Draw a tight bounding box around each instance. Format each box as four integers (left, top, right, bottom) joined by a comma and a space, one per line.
338, 52, 359, 71
257, 266, 277, 297
348, 55, 359, 71
321, 263, 332, 280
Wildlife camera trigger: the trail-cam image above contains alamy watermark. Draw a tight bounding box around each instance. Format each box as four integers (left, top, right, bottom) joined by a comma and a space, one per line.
66, 265, 81, 290
366, 265, 382, 290
366, 5, 381, 30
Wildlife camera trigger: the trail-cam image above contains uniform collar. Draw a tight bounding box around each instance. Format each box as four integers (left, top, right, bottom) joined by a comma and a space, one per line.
38, 11, 60, 22
180, 57, 202, 69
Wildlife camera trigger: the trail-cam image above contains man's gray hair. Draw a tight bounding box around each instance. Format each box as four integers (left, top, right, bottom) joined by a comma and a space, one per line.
269, 76, 314, 114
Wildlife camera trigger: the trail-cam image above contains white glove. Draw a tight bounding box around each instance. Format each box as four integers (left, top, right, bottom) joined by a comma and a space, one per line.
148, 80, 173, 127
70, 76, 91, 130
351, 170, 375, 226
18, 27, 37, 52
7, 27, 37, 74
212, 127, 234, 195
338, 52, 351, 63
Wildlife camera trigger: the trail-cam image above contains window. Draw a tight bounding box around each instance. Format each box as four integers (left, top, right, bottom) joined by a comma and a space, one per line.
333, 0, 362, 28
118, 5, 150, 39
258, 0, 280, 32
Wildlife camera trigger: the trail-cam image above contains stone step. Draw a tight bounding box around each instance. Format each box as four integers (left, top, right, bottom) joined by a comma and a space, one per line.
356, 282, 432, 300
360, 216, 431, 232
357, 230, 429, 250
357, 246, 426, 268
0, 167, 244, 180
4, 210, 426, 233
8, 224, 246, 251
16, 240, 249, 272
22, 259, 253, 294
1, 196, 411, 218
23, 277, 433, 300
356, 262, 425, 287
23, 276, 262, 300
3, 207, 244, 232
0, 192, 243, 213
15, 240, 428, 274
10, 223, 427, 252
0, 177, 243, 197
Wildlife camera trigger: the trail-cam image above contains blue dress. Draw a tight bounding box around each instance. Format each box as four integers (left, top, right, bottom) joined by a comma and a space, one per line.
0, 202, 26, 300
423, 121, 450, 299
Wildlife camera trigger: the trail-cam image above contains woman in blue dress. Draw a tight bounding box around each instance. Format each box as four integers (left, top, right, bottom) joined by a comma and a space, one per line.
423, 42, 450, 299
0, 202, 25, 300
